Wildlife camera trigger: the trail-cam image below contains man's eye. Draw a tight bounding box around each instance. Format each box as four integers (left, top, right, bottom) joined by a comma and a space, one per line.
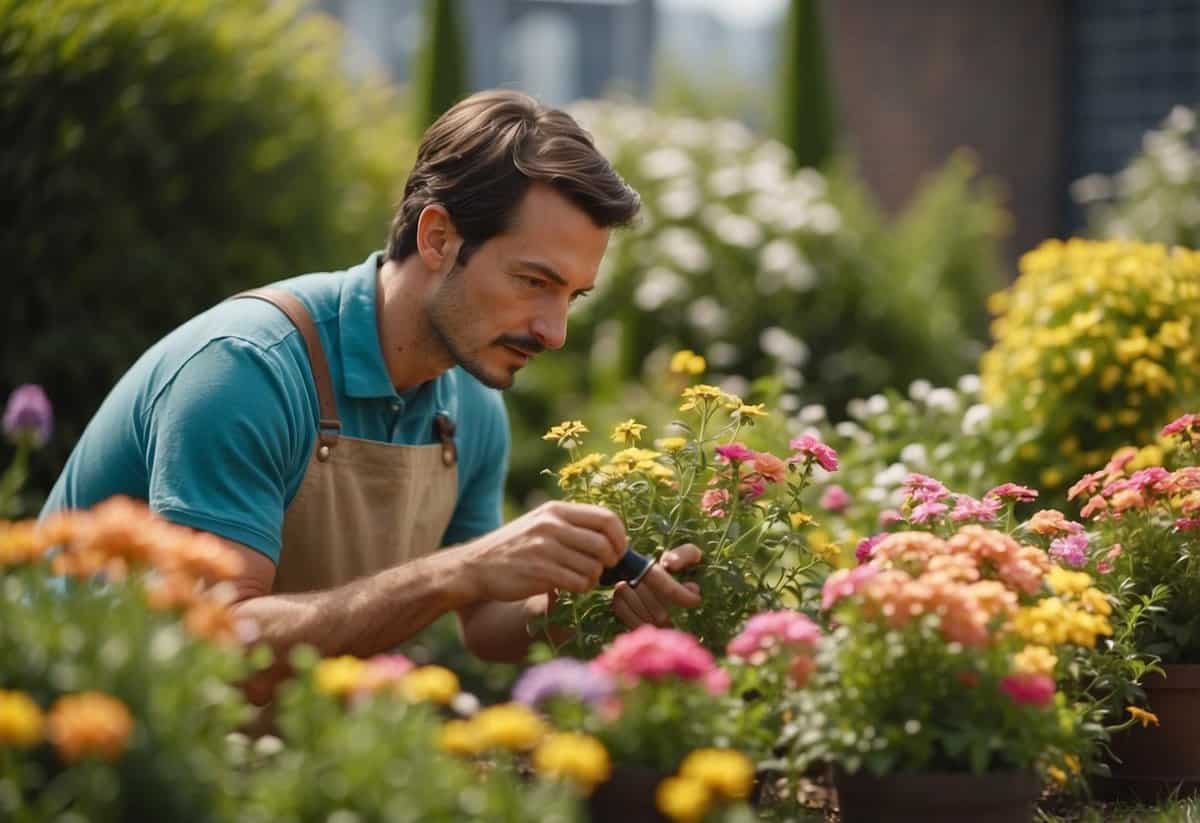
520, 276, 546, 289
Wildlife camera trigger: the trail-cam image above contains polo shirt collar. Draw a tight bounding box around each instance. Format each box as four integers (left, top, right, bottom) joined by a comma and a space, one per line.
338, 252, 457, 418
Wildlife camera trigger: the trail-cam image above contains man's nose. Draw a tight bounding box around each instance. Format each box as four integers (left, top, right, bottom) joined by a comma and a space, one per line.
530, 309, 568, 351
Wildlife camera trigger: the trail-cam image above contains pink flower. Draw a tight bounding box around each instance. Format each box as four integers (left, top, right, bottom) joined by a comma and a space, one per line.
910, 500, 949, 524
593, 626, 719, 684
855, 533, 886, 564
715, 443, 755, 463
751, 451, 788, 484
1162, 413, 1200, 440
702, 667, 732, 695
1068, 470, 1107, 501
1080, 495, 1108, 520
701, 488, 730, 518
949, 494, 1001, 523
986, 483, 1038, 504
1049, 533, 1089, 568
1098, 543, 1122, 574
821, 564, 878, 610
879, 509, 905, 527
999, 673, 1055, 708
740, 477, 766, 501
903, 473, 949, 504
726, 610, 821, 660
1176, 518, 1200, 532
1104, 447, 1138, 475
788, 434, 839, 472
819, 485, 851, 513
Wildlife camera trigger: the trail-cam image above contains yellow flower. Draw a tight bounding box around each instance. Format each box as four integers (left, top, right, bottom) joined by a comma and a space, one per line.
789, 512, 814, 529
473, 703, 546, 751
557, 453, 604, 488
731, 402, 767, 422
656, 436, 689, 452
543, 420, 589, 448
1065, 754, 1081, 774
678, 748, 755, 800
0, 690, 43, 748
1047, 766, 1068, 785
438, 719, 482, 757
1127, 706, 1159, 728
400, 665, 460, 705
1046, 566, 1093, 597
1080, 587, 1113, 617
1013, 645, 1058, 676
610, 448, 661, 468
47, 692, 134, 763
679, 384, 725, 412
670, 349, 706, 376
611, 419, 647, 445
533, 732, 612, 792
313, 655, 368, 696
656, 776, 711, 823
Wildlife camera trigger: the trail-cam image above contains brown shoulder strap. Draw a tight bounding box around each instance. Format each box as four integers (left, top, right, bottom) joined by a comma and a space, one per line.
234, 288, 341, 457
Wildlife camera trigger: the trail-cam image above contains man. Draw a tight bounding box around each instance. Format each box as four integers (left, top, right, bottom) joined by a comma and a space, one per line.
43, 90, 702, 697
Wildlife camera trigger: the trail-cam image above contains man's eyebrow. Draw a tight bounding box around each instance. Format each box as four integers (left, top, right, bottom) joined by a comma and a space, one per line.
516, 260, 592, 294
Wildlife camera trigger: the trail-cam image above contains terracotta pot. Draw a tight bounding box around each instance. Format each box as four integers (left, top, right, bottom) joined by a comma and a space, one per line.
833, 768, 1040, 823
587, 766, 668, 823
1097, 663, 1200, 801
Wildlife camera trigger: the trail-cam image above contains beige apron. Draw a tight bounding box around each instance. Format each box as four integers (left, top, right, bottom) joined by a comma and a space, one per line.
236, 288, 459, 594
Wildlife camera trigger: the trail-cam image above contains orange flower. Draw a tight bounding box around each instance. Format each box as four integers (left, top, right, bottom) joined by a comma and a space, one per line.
1127, 706, 1160, 728
184, 600, 241, 644
47, 692, 134, 763
1027, 509, 1074, 536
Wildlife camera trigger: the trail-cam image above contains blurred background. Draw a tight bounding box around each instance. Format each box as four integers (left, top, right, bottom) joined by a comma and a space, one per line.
3, 0, 1200, 519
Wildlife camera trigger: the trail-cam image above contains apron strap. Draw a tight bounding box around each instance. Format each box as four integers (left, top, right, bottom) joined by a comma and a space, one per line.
233, 288, 342, 461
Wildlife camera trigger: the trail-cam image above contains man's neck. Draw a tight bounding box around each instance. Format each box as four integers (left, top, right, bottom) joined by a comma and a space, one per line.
375, 258, 454, 392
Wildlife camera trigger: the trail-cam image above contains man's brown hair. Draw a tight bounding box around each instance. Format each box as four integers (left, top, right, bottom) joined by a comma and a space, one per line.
386, 90, 640, 264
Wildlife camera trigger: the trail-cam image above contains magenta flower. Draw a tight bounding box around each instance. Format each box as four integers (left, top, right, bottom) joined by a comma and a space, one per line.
949, 494, 1001, 523
855, 533, 886, 564
903, 473, 949, 504
910, 500, 950, 524
788, 434, 839, 472
1176, 518, 1200, 532
986, 483, 1038, 504
740, 477, 766, 501
715, 443, 755, 463
821, 564, 878, 610
513, 659, 616, 706
819, 484, 851, 513
3, 384, 53, 448
1049, 533, 1089, 568
700, 488, 730, 518
999, 673, 1055, 708
592, 626, 722, 688
1162, 413, 1200, 440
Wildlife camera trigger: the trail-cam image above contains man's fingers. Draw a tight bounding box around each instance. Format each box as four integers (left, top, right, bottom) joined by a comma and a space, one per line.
628, 582, 672, 626
611, 593, 645, 628
660, 543, 702, 572
553, 502, 626, 563
643, 565, 702, 608
614, 581, 655, 625
556, 522, 620, 570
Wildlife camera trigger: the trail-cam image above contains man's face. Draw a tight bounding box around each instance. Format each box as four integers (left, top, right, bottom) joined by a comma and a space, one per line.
425, 183, 610, 389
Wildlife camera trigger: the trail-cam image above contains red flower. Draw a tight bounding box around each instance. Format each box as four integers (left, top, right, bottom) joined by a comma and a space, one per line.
999, 673, 1055, 708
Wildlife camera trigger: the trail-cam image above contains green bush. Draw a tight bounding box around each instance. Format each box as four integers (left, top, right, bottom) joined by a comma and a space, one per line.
503, 101, 1008, 507
0, 0, 413, 505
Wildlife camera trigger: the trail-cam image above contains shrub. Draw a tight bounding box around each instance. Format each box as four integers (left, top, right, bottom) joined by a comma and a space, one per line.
0, 0, 413, 503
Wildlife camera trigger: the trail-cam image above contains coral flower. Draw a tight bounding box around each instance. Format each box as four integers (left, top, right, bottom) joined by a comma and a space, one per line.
47, 692, 134, 763
751, 451, 788, 483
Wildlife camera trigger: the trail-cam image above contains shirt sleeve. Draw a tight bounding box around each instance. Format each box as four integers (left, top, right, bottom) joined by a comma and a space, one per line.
144, 337, 313, 562
441, 388, 510, 546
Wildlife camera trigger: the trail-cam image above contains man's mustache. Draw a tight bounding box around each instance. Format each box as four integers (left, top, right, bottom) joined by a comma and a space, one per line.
495, 334, 545, 356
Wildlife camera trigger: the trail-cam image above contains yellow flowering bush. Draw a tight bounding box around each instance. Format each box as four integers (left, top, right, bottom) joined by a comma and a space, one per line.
539, 361, 837, 656
981, 238, 1200, 498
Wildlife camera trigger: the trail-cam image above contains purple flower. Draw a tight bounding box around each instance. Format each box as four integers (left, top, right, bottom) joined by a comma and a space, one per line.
3, 385, 52, 448
1049, 533, 1089, 568
512, 659, 615, 707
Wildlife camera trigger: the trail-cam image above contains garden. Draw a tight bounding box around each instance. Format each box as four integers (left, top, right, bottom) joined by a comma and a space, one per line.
6, 1, 1200, 821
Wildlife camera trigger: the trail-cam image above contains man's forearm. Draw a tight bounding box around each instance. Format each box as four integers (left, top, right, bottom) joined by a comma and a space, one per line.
233, 544, 479, 662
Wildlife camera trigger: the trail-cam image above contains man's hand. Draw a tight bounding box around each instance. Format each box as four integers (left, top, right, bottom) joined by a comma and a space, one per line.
610, 544, 703, 628
460, 501, 626, 603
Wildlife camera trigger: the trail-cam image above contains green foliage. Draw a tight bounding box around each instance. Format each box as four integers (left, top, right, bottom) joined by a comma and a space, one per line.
411, 0, 469, 133
0, 0, 413, 504
776, 0, 835, 169
1077, 105, 1200, 249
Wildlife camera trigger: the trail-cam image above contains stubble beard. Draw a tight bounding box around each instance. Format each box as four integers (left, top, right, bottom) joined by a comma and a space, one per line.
425, 281, 515, 391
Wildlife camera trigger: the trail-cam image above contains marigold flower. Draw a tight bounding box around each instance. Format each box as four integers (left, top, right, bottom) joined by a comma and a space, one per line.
611, 419, 647, 444
679, 748, 755, 800
533, 732, 612, 792
314, 655, 368, 697
557, 453, 604, 488
1046, 566, 1093, 597
656, 775, 711, 823
1127, 706, 1160, 727
472, 703, 546, 751
400, 665, 460, 705
438, 719, 482, 757
0, 690, 44, 748
47, 692, 134, 763
669, 349, 706, 376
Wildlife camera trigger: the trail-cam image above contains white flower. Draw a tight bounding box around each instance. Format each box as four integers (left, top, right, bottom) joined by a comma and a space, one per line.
634, 266, 688, 311
1070, 173, 1113, 205
781, 366, 805, 388
720, 374, 750, 399
798, 404, 826, 424
778, 393, 801, 412
847, 398, 868, 420
956, 373, 982, 395
1167, 105, 1197, 133
705, 341, 740, 368
640, 146, 692, 180
687, 297, 729, 335
865, 394, 889, 416
809, 203, 842, 234
708, 166, 745, 198
874, 462, 909, 488
900, 443, 927, 469
863, 486, 888, 503
659, 227, 710, 272
835, 421, 862, 439
962, 403, 992, 436
714, 120, 753, 152
907, 379, 932, 402
926, 388, 959, 413
714, 213, 763, 248
759, 326, 809, 366
658, 182, 701, 220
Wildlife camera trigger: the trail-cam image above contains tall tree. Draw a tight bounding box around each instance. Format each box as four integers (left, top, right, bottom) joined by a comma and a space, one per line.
777, 0, 836, 169
411, 0, 469, 133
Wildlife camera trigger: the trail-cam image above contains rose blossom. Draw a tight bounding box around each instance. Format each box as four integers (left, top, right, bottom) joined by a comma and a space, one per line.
788, 434, 838, 471
592, 626, 726, 693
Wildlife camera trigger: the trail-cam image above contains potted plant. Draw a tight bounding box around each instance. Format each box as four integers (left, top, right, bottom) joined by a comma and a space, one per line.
1069, 412, 1200, 798
785, 518, 1102, 822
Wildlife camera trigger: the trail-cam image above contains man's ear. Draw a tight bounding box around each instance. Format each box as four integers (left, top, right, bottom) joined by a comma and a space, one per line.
415, 204, 463, 276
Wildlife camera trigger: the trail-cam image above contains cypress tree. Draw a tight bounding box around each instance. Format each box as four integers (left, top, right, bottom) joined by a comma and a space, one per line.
411, 0, 469, 133
777, 0, 836, 169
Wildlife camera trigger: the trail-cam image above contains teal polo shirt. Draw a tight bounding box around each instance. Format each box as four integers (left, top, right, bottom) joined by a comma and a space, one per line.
42, 252, 510, 562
